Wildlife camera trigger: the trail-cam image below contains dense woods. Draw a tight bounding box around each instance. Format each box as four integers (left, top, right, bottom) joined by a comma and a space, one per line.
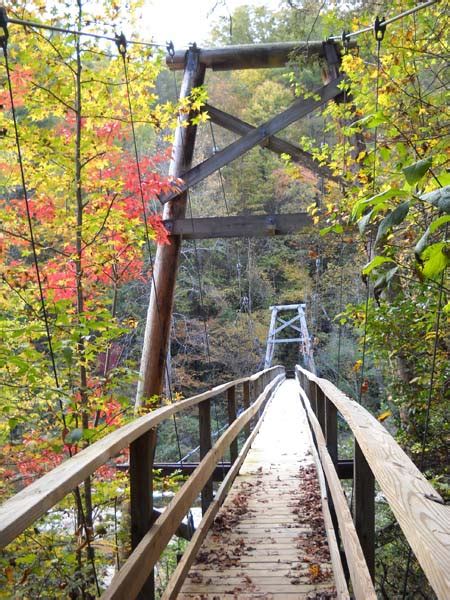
0, 0, 448, 598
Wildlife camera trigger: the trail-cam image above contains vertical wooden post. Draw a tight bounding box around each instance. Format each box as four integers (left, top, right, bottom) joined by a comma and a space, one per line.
136, 45, 206, 407
354, 441, 375, 581
243, 380, 250, 437
315, 383, 325, 432
130, 428, 157, 599
325, 396, 338, 467
309, 378, 317, 415
227, 386, 238, 462
199, 399, 213, 514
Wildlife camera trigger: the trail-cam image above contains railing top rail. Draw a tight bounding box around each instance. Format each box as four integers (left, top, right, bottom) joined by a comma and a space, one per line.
0, 366, 284, 549
296, 365, 450, 600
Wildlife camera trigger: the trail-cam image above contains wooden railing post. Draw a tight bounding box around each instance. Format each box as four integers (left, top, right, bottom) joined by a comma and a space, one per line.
354, 440, 375, 581
251, 379, 258, 428
243, 380, 250, 437
227, 386, 238, 462
325, 396, 338, 467
130, 428, 157, 600
309, 377, 317, 415
199, 399, 213, 514
315, 382, 325, 432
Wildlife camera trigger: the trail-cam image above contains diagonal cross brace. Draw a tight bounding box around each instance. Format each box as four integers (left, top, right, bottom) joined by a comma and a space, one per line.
203, 103, 339, 183
160, 75, 344, 203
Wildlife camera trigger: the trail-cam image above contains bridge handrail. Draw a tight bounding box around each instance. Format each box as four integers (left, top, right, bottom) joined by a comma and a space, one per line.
0, 366, 283, 549
102, 371, 285, 599
296, 365, 450, 600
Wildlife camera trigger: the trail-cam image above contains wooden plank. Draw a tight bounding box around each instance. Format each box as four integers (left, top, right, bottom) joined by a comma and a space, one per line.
199, 399, 213, 515
177, 379, 337, 598
204, 103, 339, 182
354, 441, 375, 581
161, 379, 281, 600
297, 366, 450, 600
160, 76, 344, 204
166, 40, 356, 71
297, 371, 376, 600
135, 45, 205, 405
163, 212, 312, 240
101, 374, 285, 600
130, 429, 157, 599
0, 366, 283, 549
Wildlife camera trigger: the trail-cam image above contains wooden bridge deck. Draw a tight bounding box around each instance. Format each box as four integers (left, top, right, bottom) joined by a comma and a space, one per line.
178, 379, 337, 599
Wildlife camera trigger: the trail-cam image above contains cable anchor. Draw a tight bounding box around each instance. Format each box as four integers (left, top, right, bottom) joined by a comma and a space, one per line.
0, 6, 9, 51
115, 32, 127, 56
341, 30, 350, 53
374, 16, 386, 41
166, 40, 175, 59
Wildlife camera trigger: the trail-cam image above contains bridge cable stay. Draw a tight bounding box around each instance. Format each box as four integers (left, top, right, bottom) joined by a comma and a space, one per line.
116, 36, 197, 541
208, 119, 258, 370
335, 35, 350, 389
169, 60, 227, 485
0, 12, 104, 594
2, 10, 166, 48
400, 19, 448, 600
357, 17, 386, 405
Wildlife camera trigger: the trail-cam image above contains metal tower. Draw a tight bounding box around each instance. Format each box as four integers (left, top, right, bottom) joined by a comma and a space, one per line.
264, 304, 316, 373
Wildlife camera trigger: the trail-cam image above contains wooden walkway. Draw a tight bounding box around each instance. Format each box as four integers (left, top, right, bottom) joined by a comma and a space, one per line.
178, 379, 337, 599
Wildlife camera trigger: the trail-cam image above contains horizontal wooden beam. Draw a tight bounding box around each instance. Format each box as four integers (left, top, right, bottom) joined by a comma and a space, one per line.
160, 76, 344, 204
204, 103, 339, 183
116, 462, 231, 481
163, 212, 312, 239
166, 41, 356, 71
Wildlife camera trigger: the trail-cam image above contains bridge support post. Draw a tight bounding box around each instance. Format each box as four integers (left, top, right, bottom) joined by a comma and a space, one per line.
243, 380, 250, 437
325, 397, 338, 467
354, 441, 375, 581
315, 383, 325, 433
135, 46, 206, 407
130, 428, 157, 599
199, 399, 213, 514
227, 386, 238, 462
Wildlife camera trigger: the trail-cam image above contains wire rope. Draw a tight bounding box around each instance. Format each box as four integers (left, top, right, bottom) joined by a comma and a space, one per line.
115, 35, 188, 472
4, 11, 166, 48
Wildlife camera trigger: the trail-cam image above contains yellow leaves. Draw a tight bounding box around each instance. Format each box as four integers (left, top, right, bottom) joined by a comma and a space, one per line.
358, 172, 369, 184
356, 150, 367, 163
377, 410, 392, 422
309, 563, 322, 581
353, 359, 362, 372
341, 54, 364, 75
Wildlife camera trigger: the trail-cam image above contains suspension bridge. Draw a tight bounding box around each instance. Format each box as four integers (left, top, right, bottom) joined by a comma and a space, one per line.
1, 366, 448, 599
0, 3, 448, 599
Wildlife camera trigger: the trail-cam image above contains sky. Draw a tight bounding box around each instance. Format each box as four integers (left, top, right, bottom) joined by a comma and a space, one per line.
140, 0, 282, 48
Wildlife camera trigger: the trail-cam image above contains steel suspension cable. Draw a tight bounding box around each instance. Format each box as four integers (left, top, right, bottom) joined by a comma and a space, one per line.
358, 20, 384, 404
115, 36, 187, 472
329, 0, 440, 42
4, 10, 166, 48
